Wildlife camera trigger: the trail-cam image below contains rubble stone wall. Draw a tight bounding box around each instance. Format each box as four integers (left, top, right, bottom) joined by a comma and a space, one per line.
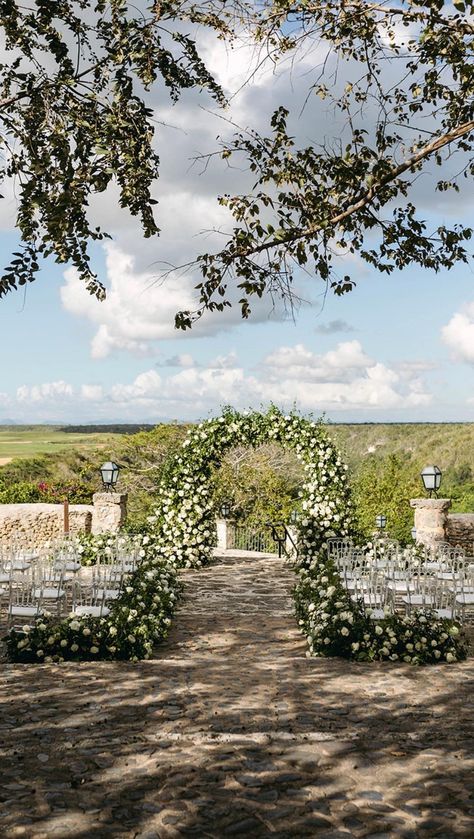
446, 513, 474, 555
0, 504, 93, 547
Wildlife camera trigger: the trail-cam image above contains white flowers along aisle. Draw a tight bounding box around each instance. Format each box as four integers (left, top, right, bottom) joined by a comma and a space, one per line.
6, 407, 466, 664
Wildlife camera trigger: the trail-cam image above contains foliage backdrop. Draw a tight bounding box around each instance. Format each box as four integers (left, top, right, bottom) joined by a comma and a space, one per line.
1, 422, 474, 541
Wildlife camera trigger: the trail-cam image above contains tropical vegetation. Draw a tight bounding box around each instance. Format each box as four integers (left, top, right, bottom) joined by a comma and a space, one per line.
2, 422, 474, 542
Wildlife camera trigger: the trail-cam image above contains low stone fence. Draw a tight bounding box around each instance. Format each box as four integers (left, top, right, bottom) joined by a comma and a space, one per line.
0, 492, 127, 547
445, 513, 474, 555
410, 498, 474, 555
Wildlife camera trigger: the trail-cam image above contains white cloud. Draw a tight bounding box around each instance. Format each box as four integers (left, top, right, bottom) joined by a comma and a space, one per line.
60, 242, 291, 359
5, 337, 433, 421
80, 384, 104, 401
110, 370, 162, 403
16, 381, 73, 403
208, 351, 238, 369
441, 302, 474, 364
263, 340, 373, 383
61, 244, 200, 359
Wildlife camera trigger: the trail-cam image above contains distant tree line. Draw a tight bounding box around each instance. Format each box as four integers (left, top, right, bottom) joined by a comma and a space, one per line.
59, 424, 157, 434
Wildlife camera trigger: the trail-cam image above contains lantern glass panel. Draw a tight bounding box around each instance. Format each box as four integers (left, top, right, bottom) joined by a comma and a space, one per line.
100, 461, 120, 489
421, 465, 442, 492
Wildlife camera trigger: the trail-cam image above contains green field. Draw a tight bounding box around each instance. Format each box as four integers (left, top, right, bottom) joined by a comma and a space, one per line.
0, 426, 123, 463
1, 422, 474, 470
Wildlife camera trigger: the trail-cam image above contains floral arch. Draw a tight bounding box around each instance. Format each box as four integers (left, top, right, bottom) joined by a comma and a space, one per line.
148, 406, 353, 568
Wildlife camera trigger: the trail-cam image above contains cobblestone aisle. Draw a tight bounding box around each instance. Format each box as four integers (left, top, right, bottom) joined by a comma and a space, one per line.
0, 551, 473, 838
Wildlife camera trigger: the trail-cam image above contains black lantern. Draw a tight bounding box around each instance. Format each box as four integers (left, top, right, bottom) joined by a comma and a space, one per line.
289, 509, 300, 525
100, 461, 120, 491
411, 526, 417, 541
375, 514, 387, 530
220, 501, 231, 519
420, 465, 442, 498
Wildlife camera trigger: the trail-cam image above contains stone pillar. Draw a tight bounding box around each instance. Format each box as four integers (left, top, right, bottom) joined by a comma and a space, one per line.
92, 492, 127, 535
410, 498, 451, 549
216, 518, 231, 550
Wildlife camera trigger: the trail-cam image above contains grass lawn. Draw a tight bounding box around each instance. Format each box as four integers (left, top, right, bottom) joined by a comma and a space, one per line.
0, 426, 122, 463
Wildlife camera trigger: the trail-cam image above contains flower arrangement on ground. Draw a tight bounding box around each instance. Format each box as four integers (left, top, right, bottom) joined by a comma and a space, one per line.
294, 555, 467, 665
6, 548, 180, 663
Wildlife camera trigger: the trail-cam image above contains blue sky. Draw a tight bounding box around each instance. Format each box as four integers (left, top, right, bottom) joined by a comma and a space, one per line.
1, 30, 473, 424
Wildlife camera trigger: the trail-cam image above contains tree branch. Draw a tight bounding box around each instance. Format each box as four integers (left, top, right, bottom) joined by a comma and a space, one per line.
242, 120, 474, 257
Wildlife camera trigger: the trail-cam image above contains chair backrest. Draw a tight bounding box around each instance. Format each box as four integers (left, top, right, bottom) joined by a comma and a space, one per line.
72, 580, 109, 615
9, 576, 40, 608
327, 538, 353, 562
93, 563, 123, 590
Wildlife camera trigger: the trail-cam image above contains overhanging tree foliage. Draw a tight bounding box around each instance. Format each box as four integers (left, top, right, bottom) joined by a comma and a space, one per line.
179, 0, 474, 327
0, 1, 472, 325
0, 0, 229, 298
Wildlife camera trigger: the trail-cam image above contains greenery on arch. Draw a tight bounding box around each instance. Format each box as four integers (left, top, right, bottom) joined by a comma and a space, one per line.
147, 405, 353, 568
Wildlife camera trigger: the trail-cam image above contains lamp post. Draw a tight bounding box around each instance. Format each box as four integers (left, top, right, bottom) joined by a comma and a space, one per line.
420, 465, 442, 498
411, 526, 417, 541
289, 509, 300, 525
100, 461, 120, 492
220, 501, 231, 519
375, 514, 387, 531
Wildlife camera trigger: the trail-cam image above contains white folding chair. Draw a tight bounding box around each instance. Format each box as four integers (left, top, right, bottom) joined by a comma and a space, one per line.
71, 580, 110, 617
31, 564, 66, 616
8, 578, 43, 625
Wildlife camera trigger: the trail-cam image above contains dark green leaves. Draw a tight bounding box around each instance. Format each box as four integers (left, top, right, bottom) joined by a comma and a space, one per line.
175, 0, 474, 327
0, 0, 228, 298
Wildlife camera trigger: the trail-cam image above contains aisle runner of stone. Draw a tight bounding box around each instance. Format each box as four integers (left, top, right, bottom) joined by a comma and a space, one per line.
0, 551, 473, 838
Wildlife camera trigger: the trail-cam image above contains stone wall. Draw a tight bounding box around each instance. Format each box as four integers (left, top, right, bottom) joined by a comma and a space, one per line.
0, 503, 93, 547
410, 498, 451, 549
410, 498, 474, 555
445, 514, 474, 554
0, 492, 128, 546
91, 492, 127, 535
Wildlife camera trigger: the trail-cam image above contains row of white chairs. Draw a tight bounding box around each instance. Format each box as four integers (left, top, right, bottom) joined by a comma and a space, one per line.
3, 562, 126, 624
327, 538, 474, 622
1, 541, 142, 625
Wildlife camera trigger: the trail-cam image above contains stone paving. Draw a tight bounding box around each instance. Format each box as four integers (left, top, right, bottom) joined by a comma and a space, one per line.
0, 550, 473, 838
